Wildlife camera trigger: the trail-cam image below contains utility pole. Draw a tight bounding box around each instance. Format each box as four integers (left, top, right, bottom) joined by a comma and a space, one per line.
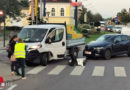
75, 0, 78, 29
3, 10, 6, 47
43, 0, 46, 17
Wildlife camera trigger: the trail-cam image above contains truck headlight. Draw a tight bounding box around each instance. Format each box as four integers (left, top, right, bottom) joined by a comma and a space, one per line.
30, 44, 42, 50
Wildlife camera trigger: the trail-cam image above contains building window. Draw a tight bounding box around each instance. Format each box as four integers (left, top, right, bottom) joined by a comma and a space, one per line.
60, 8, 64, 16
51, 8, 55, 16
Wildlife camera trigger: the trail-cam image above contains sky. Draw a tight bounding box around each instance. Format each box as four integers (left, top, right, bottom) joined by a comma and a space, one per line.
72, 0, 130, 18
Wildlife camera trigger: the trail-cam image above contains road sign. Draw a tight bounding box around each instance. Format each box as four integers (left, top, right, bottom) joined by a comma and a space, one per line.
0, 10, 4, 16
70, 2, 82, 6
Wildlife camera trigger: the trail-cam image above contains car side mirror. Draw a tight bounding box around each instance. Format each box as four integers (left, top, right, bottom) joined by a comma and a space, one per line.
115, 40, 120, 44
45, 37, 52, 44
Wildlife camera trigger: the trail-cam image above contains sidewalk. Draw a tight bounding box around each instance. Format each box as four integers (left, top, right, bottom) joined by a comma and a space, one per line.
0, 50, 21, 82
0, 63, 21, 82
0, 40, 8, 50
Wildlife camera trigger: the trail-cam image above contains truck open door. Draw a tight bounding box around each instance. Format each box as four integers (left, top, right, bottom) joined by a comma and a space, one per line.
45, 28, 66, 59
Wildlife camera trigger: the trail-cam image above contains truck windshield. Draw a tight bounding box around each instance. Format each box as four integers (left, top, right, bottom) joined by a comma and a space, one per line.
18, 28, 48, 42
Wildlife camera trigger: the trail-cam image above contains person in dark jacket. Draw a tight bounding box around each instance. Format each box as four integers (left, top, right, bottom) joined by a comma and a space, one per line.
8, 35, 18, 76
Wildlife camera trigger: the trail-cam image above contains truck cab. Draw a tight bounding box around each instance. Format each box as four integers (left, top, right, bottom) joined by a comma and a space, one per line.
18, 24, 85, 66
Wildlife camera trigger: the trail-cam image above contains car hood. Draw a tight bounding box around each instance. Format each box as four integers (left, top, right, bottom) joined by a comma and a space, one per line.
87, 41, 110, 47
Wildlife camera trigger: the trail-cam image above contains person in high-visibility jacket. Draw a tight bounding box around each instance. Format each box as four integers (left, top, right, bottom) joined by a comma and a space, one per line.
14, 38, 26, 80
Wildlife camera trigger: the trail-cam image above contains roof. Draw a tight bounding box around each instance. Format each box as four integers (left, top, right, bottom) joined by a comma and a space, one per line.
24, 24, 65, 29
104, 34, 121, 36
46, 0, 71, 2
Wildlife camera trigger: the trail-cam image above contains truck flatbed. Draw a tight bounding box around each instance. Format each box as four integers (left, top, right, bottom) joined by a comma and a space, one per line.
67, 37, 85, 47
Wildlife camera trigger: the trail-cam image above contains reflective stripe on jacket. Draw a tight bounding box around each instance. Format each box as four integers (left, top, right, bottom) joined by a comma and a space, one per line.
14, 43, 26, 58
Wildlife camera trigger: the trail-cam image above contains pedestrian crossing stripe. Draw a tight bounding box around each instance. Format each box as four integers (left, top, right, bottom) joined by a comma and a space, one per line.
92, 66, 105, 76
27, 66, 46, 74
114, 67, 127, 77
70, 66, 85, 76
48, 65, 66, 75
26, 65, 128, 77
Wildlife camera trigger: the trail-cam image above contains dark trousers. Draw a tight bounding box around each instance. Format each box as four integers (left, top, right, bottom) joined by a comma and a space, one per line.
15, 58, 25, 77
70, 56, 78, 66
11, 61, 17, 72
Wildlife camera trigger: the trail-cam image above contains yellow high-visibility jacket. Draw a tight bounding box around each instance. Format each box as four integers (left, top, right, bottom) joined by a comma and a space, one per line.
14, 43, 26, 59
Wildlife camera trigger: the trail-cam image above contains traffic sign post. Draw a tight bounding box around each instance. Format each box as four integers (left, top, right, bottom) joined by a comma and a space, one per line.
0, 10, 6, 47
70, 1, 82, 30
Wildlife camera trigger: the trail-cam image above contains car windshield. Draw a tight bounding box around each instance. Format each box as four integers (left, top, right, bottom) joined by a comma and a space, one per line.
96, 35, 114, 42
115, 27, 122, 29
18, 28, 48, 42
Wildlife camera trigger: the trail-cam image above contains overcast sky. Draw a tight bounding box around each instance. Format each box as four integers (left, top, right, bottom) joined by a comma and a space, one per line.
73, 0, 130, 18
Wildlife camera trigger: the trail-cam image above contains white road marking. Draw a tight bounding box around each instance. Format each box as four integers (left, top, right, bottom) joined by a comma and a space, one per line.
70, 66, 85, 76
114, 67, 127, 77
92, 66, 105, 76
48, 65, 66, 75
27, 66, 46, 74
7, 84, 17, 90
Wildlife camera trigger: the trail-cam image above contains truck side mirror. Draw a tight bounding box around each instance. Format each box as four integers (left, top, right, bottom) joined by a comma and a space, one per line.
45, 37, 52, 44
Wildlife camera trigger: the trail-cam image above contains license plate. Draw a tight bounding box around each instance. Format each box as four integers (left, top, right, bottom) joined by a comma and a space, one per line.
85, 51, 92, 55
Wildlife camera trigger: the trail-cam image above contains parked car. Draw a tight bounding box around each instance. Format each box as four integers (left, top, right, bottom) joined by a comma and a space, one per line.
113, 26, 122, 33
106, 25, 113, 32
83, 34, 130, 60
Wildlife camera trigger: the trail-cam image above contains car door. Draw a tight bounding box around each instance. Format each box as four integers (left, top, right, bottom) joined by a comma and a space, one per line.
45, 28, 66, 59
121, 35, 128, 52
112, 36, 122, 54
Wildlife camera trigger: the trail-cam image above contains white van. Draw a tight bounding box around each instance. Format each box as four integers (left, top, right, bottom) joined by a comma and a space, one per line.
121, 27, 130, 36
18, 23, 85, 66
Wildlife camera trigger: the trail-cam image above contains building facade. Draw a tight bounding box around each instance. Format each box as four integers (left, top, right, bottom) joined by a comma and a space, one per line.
42, 0, 75, 25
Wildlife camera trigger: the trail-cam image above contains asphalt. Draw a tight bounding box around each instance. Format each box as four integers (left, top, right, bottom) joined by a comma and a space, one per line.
2, 50, 130, 90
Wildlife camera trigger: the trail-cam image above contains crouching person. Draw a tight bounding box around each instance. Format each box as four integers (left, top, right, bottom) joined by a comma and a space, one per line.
14, 38, 26, 80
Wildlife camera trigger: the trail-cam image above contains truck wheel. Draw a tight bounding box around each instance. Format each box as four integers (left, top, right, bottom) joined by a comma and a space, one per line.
104, 49, 111, 60
41, 54, 48, 66
128, 47, 130, 57
70, 48, 78, 66
72, 49, 78, 59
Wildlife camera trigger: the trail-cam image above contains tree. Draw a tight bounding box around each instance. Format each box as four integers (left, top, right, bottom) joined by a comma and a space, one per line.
0, 0, 29, 30
93, 13, 103, 22
0, 0, 29, 22
116, 9, 130, 24
87, 10, 94, 23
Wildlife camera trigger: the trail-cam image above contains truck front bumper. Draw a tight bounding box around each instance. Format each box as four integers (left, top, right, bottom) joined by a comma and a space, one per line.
26, 50, 41, 64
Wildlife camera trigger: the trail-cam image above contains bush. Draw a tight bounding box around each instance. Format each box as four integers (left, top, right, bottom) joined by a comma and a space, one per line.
82, 24, 91, 29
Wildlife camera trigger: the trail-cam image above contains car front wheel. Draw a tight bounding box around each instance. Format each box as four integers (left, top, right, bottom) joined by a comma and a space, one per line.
104, 49, 111, 60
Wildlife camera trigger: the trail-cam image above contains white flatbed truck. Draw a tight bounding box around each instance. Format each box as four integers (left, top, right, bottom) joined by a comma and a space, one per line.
18, 23, 85, 66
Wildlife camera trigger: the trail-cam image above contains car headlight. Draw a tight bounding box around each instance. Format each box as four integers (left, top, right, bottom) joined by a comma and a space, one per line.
30, 44, 42, 50
94, 47, 104, 50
